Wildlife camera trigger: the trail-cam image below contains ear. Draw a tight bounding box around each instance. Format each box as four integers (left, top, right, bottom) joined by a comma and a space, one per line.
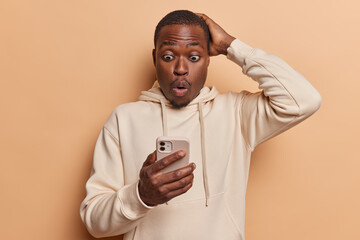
206, 55, 210, 67
152, 49, 156, 66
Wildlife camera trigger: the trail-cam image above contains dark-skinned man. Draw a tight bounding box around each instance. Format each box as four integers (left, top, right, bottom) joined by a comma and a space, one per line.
81, 10, 321, 240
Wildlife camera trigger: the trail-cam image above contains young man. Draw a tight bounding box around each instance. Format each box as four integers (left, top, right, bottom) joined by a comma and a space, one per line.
80, 10, 321, 239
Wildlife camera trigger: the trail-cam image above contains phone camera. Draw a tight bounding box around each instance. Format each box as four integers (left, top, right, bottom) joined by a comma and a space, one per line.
160, 147, 165, 151
160, 142, 165, 146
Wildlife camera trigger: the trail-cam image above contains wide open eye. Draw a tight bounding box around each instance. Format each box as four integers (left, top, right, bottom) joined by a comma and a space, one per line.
189, 55, 200, 62
162, 54, 174, 61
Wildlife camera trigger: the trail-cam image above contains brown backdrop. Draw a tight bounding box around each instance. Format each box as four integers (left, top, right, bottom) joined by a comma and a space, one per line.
1, 0, 359, 239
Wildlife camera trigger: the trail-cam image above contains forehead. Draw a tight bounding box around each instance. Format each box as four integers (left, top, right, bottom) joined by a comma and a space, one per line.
156, 25, 207, 49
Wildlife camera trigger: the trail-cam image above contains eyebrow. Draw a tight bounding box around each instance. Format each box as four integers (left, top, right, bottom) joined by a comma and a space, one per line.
187, 42, 200, 47
159, 41, 176, 48
159, 41, 203, 49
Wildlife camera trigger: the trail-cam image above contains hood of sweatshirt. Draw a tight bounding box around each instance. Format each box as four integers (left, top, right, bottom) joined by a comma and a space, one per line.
139, 81, 219, 206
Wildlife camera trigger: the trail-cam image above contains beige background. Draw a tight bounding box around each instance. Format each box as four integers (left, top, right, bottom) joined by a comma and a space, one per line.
1, 0, 359, 239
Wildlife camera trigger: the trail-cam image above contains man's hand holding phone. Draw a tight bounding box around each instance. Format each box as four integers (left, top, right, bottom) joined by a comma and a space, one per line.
138, 150, 196, 207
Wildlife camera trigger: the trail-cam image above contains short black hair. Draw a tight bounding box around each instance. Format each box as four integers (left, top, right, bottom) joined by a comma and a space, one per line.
154, 10, 210, 51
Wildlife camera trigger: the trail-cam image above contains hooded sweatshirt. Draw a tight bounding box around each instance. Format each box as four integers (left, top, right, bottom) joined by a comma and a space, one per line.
80, 39, 321, 239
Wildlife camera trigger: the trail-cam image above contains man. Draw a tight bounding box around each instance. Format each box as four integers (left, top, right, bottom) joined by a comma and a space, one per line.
80, 10, 321, 239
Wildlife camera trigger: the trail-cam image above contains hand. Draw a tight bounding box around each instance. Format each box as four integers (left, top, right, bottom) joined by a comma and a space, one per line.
196, 13, 236, 56
138, 150, 196, 206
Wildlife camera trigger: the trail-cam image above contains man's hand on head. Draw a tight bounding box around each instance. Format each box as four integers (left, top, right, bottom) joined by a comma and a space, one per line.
138, 150, 196, 206
196, 13, 235, 56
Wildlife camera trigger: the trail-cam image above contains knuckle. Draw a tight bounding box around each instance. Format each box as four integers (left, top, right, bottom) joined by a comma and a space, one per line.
168, 153, 179, 162
150, 178, 159, 186
172, 171, 181, 179
158, 186, 167, 195
179, 179, 186, 188
157, 160, 167, 169
145, 169, 152, 178
165, 192, 173, 200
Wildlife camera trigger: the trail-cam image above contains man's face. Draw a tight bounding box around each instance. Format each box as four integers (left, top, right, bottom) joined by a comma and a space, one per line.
153, 24, 210, 108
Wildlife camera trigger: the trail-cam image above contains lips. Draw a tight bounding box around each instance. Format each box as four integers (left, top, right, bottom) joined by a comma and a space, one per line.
172, 87, 188, 96
170, 79, 190, 97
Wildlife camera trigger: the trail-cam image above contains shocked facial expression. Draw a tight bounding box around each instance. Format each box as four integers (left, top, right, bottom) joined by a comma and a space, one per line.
153, 24, 210, 108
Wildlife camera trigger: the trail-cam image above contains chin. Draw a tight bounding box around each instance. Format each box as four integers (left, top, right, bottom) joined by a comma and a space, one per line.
170, 100, 190, 109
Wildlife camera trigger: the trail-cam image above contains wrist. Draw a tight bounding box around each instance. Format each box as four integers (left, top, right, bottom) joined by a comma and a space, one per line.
221, 36, 236, 55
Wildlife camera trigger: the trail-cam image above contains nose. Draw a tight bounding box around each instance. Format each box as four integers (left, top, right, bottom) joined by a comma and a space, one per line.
173, 57, 188, 76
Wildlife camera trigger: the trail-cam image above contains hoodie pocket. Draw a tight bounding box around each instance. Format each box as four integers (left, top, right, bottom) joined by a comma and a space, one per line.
133, 192, 244, 240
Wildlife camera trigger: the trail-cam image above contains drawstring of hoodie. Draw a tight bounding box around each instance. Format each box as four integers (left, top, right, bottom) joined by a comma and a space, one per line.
198, 101, 209, 207
160, 99, 168, 136
160, 99, 169, 205
159, 98, 209, 207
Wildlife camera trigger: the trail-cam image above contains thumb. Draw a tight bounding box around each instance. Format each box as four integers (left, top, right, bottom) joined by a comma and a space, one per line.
143, 151, 157, 167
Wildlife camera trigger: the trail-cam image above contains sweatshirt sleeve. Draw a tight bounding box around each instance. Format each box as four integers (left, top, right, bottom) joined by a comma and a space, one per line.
227, 39, 322, 150
80, 123, 152, 238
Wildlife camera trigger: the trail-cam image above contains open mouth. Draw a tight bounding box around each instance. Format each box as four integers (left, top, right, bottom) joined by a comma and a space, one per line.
172, 87, 188, 97
170, 79, 190, 97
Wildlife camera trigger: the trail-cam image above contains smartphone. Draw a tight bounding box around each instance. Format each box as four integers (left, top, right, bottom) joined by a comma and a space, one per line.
156, 136, 190, 173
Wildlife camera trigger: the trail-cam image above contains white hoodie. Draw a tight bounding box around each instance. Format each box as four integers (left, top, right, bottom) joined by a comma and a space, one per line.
80, 39, 321, 239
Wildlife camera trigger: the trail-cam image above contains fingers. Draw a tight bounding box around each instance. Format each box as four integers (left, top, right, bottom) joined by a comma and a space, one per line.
151, 163, 196, 186
195, 13, 205, 19
149, 150, 186, 174
161, 181, 193, 200
158, 173, 194, 194
146, 167, 195, 204
196, 13, 216, 27
196, 13, 209, 21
